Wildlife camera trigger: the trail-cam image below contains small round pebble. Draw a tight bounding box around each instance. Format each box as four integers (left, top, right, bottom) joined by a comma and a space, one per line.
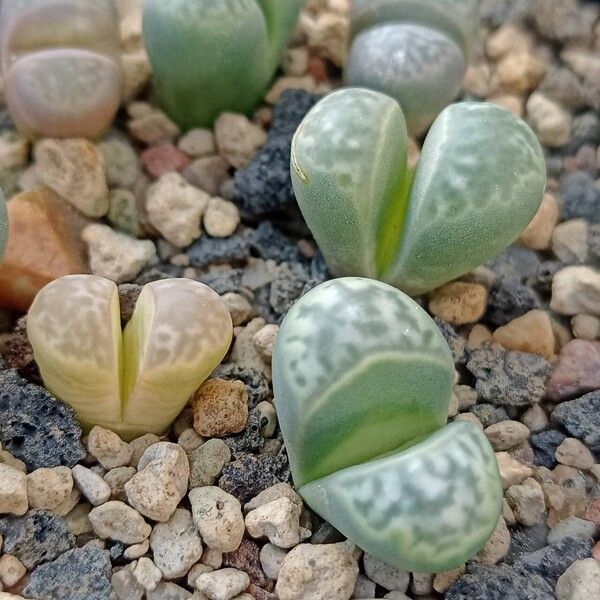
88, 500, 151, 544
193, 378, 249, 437
189, 486, 244, 553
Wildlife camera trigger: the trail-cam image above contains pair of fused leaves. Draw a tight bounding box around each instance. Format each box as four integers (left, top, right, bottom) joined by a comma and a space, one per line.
291, 89, 546, 296
0, 189, 6, 260
143, 0, 305, 129
27, 275, 233, 441
0, 0, 122, 139
273, 277, 502, 572
347, 0, 479, 134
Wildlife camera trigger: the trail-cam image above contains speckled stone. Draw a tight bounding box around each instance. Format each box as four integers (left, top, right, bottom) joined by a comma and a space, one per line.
551, 391, 600, 453
24, 546, 113, 600
0, 370, 85, 470
467, 343, 550, 407
0, 510, 74, 569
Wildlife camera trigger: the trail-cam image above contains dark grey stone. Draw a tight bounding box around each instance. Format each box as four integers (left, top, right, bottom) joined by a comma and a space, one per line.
234, 90, 320, 215
538, 67, 591, 111
269, 262, 310, 315
187, 229, 250, 268
249, 221, 303, 264
487, 246, 542, 283
479, 0, 531, 26
505, 523, 550, 564
219, 452, 289, 504
24, 546, 115, 600
559, 171, 600, 223
434, 318, 467, 365
532, 260, 565, 295
569, 112, 600, 151
485, 279, 540, 327
550, 391, 600, 453
0, 510, 75, 569
134, 263, 182, 286
446, 564, 553, 600
516, 537, 592, 585
198, 269, 244, 295
467, 343, 550, 407
224, 410, 264, 454
530, 429, 567, 468
0, 369, 86, 470
470, 404, 509, 428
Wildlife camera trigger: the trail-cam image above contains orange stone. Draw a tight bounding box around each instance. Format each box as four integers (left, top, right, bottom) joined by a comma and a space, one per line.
0, 186, 89, 311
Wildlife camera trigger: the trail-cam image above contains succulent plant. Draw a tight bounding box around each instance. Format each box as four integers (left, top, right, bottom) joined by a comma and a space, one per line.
273, 277, 502, 572
143, 0, 305, 129
27, 275, 233, 440
346, 0, 479, 135
291, 89, 546, 297
0, 189, 6, 260
0, 0, 123, 139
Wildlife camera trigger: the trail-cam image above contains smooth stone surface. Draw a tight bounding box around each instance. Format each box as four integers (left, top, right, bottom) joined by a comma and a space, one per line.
546, 340, 600, 401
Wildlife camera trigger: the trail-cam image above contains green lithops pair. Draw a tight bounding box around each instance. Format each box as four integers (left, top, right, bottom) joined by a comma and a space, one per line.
273, 277, 502, 572
291, 88, 546, 296
143, 0, 305, 129
0, 189, 6, 260
27, 275, 233, 440
347, 0, 479, 134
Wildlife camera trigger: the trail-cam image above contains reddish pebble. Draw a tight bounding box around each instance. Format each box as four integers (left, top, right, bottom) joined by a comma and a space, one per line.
585, 498, 600, 527
546, 340, 600, 401
247, 583, 277, 600
308, 56, 328, 83
140, 144, 190, 178
223, 539, 273, 590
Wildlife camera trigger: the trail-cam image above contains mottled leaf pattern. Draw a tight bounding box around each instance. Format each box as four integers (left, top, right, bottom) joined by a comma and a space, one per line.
28, 275, 233, 439
301, 422, 503, 572
292, 90, 546, 295
273, 278, 502, 571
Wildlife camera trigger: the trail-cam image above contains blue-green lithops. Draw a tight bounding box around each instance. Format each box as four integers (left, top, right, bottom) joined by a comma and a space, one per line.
143, 0, 305, 129
291, 88, 546, 297
347, 0, 479, 134
273, 277, 503, 572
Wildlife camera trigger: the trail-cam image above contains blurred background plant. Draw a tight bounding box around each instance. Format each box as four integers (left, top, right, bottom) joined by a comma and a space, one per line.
0, 0, 123, 139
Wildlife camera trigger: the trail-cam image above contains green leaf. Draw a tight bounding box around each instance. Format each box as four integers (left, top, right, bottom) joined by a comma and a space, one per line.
272, 277, 454, 488
143, 0, 304, 129
291, 90, 546, 296
300, 421, 503, 572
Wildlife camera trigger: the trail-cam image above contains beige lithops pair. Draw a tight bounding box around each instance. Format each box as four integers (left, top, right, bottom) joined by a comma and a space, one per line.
0, 0, 123, 139
27, 275, 233, 440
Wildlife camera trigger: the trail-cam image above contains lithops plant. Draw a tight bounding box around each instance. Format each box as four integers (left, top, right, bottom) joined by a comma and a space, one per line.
291, 88, 546, 297
273, 277, 502, 572
0, 0, 122, 139
27, 275, 233, 440
0, 189, 6, 260
347, 0, 479, 135
143, 0, 305, 129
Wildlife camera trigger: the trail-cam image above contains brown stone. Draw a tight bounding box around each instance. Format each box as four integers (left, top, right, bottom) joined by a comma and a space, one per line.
546, 339, 600, 401
0, 187, 88, 311
193, 378, 249, 437
518, 193, 559, 250
428, 281, 488, 325
140, 144, 191, 178
223, 539, 273, 590
492, 310, 555, 359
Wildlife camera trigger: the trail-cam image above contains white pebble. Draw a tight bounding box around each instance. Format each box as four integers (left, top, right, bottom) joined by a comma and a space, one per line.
87, 426, 133, 469
0, 465, 27, 516
88, 500, 151, 544
72, 464, 111, 506
26, 466, 73, 510
150, 508, 203, 579
189, 486, 244, 552
196, 568, 250, 600
245, 497, 302, 549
